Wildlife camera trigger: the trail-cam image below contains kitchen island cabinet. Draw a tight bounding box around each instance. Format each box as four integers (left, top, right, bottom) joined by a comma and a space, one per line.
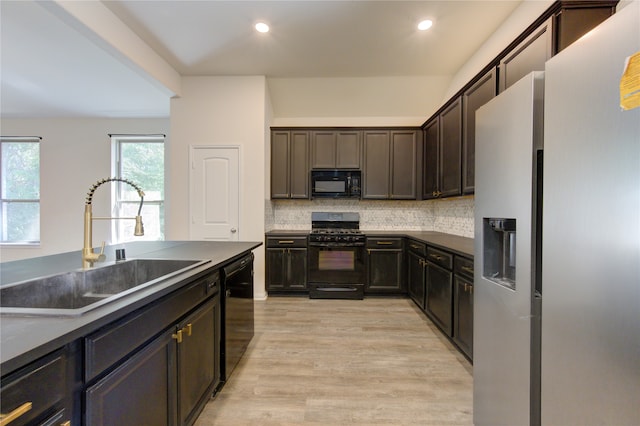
0, 347, 73, 426
0, 241, 261, 426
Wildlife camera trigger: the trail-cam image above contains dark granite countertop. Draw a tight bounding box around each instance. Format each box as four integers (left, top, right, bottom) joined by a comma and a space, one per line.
0, 240, 261, 373
266, 229, 474, 257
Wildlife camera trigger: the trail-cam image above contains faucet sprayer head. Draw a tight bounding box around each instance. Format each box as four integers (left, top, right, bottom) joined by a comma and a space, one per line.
134, 216, 145, 236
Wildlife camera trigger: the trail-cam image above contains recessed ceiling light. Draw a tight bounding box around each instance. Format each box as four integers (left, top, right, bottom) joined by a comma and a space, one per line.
418, 20, 433, 31
255, 22, 270, 33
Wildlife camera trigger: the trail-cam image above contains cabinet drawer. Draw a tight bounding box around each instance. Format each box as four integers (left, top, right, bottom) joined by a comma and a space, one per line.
0, 349, 66, 426
407, 240, 426, 256
266, 236, 308, 248
454, 256, 474, 280
426, 247, 453, 270
366, 237, 403, 249
85, 271, 218, 382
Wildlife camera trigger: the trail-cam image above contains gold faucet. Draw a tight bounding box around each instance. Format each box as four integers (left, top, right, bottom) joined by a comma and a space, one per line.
83, 177, 145, 268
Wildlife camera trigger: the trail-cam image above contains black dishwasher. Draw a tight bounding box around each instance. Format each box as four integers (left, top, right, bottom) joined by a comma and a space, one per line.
220, 252, 254, 383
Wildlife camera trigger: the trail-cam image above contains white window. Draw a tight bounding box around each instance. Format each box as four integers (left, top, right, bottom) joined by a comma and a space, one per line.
0, 136, 40, 244
112, 135, 165, 243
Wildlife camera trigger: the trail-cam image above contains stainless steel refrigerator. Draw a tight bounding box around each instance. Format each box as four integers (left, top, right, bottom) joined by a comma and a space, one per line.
473, 2, 639, 425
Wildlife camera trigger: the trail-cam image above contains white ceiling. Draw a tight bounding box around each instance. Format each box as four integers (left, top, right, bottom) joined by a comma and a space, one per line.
0, 0, 522, 119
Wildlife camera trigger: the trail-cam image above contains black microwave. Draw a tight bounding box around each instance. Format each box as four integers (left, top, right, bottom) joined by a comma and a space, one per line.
311, 170, 361, 199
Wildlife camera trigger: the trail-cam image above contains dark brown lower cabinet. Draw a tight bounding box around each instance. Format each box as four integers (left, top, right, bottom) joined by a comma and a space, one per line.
425, 262, 453, 336
407, 241, 427, 309
0, 348, 73, 426
453, 276, 473, 360
266, 235, 308, 293
178, 297, 220, 425
365, 237, 405, 294
86, 329, 177, 425
86, 295, 220, 426
453, 255, 474, 360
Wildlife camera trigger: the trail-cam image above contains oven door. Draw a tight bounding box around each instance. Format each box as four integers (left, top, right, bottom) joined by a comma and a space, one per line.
307, 243, 365, 285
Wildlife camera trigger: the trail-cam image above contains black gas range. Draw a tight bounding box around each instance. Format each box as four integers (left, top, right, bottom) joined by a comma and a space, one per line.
307, 212, 365, 299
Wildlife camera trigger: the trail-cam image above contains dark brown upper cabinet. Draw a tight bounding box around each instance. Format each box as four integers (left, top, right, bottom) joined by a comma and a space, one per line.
439, 98, 463, 198
499, 1, 616, 93
462, 68, 497, 194
423, 98, 462, 199
554, 1, 617, 53
422, 117, 439, 200
311, 130, 361, 169
270, 129, 310, 199
499, 18, 553, 92
363, 129, 419, 199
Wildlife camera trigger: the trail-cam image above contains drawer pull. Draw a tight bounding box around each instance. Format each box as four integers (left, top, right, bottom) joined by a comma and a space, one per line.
461, 266, 474, 274
429, 254, 444, 261
172, 329, 183, 344
61, 422, 71, 426
0, 402, 33, 426
376, 241, 393, 245
410, 244, 421, 249
278, 240, 294, 244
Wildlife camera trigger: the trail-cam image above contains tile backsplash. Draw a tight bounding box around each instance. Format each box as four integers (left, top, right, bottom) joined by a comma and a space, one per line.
265, 196, 474, 238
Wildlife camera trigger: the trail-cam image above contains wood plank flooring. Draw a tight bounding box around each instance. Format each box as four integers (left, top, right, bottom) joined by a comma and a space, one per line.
195, 297, 473, 425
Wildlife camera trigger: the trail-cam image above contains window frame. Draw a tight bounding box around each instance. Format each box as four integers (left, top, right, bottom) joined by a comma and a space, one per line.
111, 135, 165, 243
0, 136, 41, 246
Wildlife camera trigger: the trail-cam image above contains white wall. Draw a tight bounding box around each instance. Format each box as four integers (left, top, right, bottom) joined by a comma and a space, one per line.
169, 76, 267, 299
0, 117, 169, 262
269, 75, 452, 127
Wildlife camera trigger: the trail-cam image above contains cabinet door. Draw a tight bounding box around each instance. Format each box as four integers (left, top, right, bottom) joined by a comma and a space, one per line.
462, 69, 496, 194
362, 131, 391, 199
287, 248, 308, 290
366, 249, 404, 293
422, 118, 439, 199
86, 330, 177, 426
290, 131, 309, 198
499, 18, 552, 92
311, 131, 336, 169
0, 349, 69, 426
270, 131, 290, 198
426, 263, 453, 336
554, 5, 615, 53
453, 276, 473, 360
178, 297, 218, 425
407, 251, 426, 310
266, 248, 287, 291
336, 131, 361, 168
439, 98, 462, 198
390, 131, 417, 199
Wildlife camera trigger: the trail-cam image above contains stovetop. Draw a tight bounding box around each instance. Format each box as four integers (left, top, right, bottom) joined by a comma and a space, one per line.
309, 212, 364, 244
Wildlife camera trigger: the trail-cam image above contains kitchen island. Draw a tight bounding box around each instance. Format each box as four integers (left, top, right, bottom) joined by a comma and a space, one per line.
0, 240, 261, 426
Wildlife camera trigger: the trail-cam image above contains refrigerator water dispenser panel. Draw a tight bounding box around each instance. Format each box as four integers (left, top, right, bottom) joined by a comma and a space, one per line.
483, 218, 516, 289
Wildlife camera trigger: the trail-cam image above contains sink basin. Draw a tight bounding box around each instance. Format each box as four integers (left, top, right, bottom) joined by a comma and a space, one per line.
0, 259, 209, 316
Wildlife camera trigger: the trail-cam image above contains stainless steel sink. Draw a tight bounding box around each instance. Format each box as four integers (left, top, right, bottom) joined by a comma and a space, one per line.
0, 259, 209, 316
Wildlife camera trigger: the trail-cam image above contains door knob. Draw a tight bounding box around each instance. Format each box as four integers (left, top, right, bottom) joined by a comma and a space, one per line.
231, 228, 237, 233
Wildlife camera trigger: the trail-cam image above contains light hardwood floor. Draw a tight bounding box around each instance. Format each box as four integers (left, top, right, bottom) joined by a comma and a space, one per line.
195, 297, 473, 425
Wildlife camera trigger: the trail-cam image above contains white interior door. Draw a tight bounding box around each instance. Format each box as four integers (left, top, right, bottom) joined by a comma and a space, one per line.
190, 146, 239, 241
